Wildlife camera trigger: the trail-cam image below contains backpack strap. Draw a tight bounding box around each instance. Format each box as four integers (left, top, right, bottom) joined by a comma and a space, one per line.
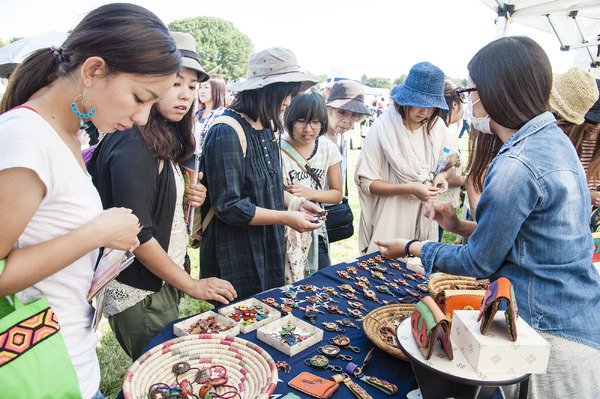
200, 115, 247, 235
281, 140, 310, 173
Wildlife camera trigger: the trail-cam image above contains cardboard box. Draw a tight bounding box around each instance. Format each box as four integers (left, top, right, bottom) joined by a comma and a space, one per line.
218, 297, 280, 333
256, 314, 323, 357
173, 310, 240, 337
451, 310, 551, 374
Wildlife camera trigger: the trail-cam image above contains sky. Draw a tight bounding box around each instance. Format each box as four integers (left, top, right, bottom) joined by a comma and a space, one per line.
0, 0, 584, 82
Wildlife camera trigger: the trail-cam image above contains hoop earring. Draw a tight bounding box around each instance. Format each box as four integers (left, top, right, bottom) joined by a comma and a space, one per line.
71, 86, 96, 127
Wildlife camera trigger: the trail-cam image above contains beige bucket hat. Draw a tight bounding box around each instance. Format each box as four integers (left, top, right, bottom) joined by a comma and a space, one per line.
170, 31, 208, 82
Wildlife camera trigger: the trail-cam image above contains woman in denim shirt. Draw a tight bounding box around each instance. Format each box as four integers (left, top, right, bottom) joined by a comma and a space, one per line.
377, 36, 600, 398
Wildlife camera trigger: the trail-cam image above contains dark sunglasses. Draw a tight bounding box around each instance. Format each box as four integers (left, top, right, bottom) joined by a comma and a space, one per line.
455, 87, 477, 104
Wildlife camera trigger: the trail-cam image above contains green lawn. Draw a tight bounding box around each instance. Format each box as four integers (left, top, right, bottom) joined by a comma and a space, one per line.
97, 123, 470, 397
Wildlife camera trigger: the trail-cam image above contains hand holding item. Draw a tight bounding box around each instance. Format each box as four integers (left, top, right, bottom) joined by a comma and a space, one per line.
432, 174, 449, 194
374, 238, 409, 259
423, 200, 460, 232
286, 182, 310, 199
187, 277, 237, 305
412, 183, 441, 202
187, 171, 206, 207
92, 207, 141, 251
298, 198, 324, 216
286, 211, 324, 233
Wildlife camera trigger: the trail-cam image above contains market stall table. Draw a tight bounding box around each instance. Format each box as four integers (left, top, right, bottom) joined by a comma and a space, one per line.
131, 253, 435, 398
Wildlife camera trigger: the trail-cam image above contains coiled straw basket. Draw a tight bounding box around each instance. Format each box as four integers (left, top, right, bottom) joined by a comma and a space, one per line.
363, 304, 415, 362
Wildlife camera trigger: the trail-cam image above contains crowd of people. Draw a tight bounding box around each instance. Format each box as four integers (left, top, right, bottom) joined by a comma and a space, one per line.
0, 3, 599, 399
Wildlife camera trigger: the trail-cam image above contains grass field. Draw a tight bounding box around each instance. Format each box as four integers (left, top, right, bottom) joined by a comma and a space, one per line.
96, 123, 469, 397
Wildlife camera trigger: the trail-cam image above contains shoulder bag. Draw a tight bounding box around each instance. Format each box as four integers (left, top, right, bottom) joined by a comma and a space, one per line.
0, 258, 82, 398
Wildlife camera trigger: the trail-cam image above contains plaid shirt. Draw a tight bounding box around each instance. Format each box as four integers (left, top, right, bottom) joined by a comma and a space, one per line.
198, 110, 285, 299
195, 106, 226, 150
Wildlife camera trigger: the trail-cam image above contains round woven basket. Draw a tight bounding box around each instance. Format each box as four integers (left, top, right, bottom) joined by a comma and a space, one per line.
123, 334, 277, 399
363, 304, 415, 362
428, 274, 490, 298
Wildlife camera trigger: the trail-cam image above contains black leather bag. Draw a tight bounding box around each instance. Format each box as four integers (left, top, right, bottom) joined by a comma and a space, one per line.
325, 197, 354, 242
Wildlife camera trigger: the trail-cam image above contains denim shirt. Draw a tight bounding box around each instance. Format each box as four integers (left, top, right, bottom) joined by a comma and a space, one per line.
421, 112, 600, 349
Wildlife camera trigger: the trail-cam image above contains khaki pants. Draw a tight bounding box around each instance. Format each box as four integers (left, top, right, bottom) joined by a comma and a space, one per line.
108, 283, 181, 361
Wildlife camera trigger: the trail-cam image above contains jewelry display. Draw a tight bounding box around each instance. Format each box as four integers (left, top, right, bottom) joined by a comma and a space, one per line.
304, 355, 343, 372
388, 262, 404, 271
276, 361, 291, 374
375, 285, 395, 297
187, 315, 235, 335
329, 334, 361, 353
357, 261, 370, 270
341, 293, 362, 302
322, 321, 345, 333
336, 318, 360, 330
301, 284, 317, 293
362, 289, 382, 304
261, 298, 279, 308
346, 348, 398, 396
322, 286, 341, 297
366, 259, 376, 266
338, 284, 357, 294
337, 270, 353, 279
373, 255, 386, 263
317, 345, 353, 361
346, 266, 358, 275
347, 308, 364, 319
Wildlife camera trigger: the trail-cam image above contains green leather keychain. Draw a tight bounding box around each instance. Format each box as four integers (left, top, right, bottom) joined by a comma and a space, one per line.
345, 347, 398, 396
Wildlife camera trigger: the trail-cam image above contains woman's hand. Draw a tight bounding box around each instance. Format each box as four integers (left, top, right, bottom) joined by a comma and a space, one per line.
432, 174, 449, 194
285, 211, 323, 232
412, 183, 441, 202
374, 238, 409, 259
286, 182, 312, 200
91, 208, 140, 251
298, 198, 324, 216
187, 277, 237, 304
424, 201, 460, 232
187, 172, 207, 207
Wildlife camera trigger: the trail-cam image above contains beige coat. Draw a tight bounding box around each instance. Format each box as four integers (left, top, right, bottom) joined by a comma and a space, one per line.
354, 106, 452, 254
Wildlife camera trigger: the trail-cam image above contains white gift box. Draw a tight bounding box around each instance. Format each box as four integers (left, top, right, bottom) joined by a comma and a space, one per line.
218, 297, 280, 333
451, 310, 551, 374
256, 314, 323, 357
173, 310, 240, 337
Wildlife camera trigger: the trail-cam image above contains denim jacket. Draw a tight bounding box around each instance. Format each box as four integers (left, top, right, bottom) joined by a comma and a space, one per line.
421, 112, 600, 349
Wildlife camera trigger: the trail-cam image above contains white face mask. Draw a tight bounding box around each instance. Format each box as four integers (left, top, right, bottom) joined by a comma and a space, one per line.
465, 98, 494, 135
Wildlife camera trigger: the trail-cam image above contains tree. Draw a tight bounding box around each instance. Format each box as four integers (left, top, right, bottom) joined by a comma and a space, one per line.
169, 17, 253, 81
361, 75, 392, 90
394, 74, 407, 86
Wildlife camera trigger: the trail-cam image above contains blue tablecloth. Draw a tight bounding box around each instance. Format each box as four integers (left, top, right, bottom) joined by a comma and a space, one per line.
142, 252, 423, 398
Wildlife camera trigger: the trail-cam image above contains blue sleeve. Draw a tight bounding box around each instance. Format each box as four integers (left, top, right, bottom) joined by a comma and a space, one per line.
421, 156, 541, 277
201, 123, 256, 225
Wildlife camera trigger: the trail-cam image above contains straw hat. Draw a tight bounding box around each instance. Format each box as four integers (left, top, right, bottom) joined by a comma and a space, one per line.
326, 80, 371, 115
227, 47, 319, 92
585, 79, 600, 124
170, 31, 208, 82
390, 62, 448, 110
549, 67, 598, 125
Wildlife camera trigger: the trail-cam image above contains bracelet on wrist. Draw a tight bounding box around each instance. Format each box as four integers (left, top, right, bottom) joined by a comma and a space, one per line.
404, 239, 418, 258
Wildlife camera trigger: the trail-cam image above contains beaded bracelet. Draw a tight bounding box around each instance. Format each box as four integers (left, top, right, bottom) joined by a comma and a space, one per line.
404, 239, 418, 258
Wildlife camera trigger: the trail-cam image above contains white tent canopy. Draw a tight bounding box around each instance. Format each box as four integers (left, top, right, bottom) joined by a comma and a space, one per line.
0, 31, 68, 78
479, 1, 600, 69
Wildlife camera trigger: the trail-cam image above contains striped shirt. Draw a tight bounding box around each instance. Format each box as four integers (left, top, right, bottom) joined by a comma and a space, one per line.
580, 138, 599, 190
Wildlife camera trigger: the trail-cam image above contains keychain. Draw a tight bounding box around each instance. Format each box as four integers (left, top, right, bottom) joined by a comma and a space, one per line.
337, 318, 360, 330
345, 347, 398, 396
322, 322, 345, 333
317, 345, 353, 361
341, 293, 362, 302
376, 285, 396, 297
304, 355, 343, 372
329, 334, 361, 353
330, 373, 372, 399
322, 286, 341, 297
388, 262, 404, 271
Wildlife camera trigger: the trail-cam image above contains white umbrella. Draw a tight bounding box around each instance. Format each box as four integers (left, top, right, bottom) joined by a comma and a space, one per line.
0, 31, 68, 78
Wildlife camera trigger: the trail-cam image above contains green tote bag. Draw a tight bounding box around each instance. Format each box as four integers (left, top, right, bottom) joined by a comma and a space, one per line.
0, 258, 82, 398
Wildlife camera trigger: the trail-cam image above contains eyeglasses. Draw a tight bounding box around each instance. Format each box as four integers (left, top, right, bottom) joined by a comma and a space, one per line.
455, 87, 477, 104
335, 109, 361, 122
293, 120, 322, 130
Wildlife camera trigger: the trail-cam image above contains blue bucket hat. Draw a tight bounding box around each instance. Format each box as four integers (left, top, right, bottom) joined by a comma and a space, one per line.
390, 62, 448, 110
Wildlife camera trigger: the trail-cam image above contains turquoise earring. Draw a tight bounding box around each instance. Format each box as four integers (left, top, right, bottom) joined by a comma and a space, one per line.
71, 86, 96, 127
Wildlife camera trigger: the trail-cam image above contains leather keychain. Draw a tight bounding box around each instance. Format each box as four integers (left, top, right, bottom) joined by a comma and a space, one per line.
330, 373, 372, 399
345, 347, 398, 396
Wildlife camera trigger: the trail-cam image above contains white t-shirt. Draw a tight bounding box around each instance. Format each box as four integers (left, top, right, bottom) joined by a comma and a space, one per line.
281, 135, 343, 193
0, 107, 102, 399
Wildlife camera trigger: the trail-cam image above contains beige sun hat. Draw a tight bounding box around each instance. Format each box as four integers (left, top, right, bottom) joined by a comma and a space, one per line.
227, 47, 319, 92
550, 67, 598, 125
170, 31, 208, 82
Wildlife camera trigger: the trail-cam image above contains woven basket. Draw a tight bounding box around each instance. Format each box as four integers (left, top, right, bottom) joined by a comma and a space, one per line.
123, 334, 277, 399
363, 304, 415, 362
428, 274, 490, 298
